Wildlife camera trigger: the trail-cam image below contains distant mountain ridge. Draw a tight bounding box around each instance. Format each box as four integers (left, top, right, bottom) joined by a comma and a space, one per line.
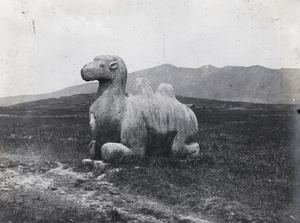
0, 64, 299, 106
127, 64, 300, 104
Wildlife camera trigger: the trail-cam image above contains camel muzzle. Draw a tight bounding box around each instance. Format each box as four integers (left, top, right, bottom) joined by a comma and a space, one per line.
81, 62, 98, 81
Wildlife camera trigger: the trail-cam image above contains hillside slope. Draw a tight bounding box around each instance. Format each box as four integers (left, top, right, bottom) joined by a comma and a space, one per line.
1, 65, 300, 106
127, 65, 300, 104
0, 83, 98, 107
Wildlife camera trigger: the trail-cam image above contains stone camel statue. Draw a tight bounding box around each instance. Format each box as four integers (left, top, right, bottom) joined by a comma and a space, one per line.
81, 55, 199, 162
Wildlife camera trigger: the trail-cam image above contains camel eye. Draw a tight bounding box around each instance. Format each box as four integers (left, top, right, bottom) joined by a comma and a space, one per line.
109, 61, 118, 70
99, 64, 105, 68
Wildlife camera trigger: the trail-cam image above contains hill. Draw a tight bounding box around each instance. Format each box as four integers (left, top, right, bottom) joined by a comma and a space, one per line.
127, 65, 300, 104
0, 83, 98, 107
0, 64, 300, 106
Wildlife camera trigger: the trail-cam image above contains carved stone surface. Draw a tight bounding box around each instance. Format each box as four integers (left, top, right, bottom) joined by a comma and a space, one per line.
81, 55, 199, 162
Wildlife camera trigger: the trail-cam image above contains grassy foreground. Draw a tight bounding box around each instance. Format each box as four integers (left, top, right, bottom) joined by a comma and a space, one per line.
0, 96, 299, 222
107, 107, 298, 222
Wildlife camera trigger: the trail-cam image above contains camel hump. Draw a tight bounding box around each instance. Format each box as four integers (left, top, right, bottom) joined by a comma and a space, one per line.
129, 78, 154, 97
155, 83, 176, 98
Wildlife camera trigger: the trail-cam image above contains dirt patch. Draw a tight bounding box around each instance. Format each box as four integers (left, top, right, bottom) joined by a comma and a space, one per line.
0, 153, 211, 223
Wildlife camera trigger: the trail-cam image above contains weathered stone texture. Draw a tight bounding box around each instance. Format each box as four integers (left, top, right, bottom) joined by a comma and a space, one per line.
81, 55, 199, 162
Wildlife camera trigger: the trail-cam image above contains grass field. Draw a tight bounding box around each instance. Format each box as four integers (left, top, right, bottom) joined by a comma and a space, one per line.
0, 95, 299, 222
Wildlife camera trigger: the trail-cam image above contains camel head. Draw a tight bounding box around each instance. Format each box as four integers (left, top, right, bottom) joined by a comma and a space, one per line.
81, 55, 127, 92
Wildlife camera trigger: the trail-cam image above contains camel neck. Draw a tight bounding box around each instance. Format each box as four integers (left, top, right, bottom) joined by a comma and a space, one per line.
96, 80, 111, 98
95, 79, 126, 100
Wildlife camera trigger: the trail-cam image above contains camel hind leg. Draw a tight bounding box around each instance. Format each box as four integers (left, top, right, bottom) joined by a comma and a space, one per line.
171, 132, 199, 158
184, 142, 200, 157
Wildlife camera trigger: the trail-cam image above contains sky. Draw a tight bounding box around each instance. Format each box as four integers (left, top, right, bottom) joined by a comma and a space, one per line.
0, 0, 299, 97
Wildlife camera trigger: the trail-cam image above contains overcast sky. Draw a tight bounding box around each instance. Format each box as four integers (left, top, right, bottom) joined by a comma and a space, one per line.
0, 0, 299, 97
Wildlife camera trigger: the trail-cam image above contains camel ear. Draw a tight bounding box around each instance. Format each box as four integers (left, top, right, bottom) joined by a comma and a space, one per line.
109, 61, 118, 70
